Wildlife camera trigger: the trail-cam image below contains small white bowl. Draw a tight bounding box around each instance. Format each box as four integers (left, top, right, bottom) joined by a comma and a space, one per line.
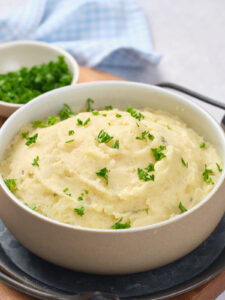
0, 41, 79, 118
0, 82, 224, 274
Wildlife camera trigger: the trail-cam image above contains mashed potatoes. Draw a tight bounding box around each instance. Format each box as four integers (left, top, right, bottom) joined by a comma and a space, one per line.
0, 104, 223, 229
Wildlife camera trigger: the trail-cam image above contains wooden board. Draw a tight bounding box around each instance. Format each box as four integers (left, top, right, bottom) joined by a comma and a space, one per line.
0, 66, 225, 300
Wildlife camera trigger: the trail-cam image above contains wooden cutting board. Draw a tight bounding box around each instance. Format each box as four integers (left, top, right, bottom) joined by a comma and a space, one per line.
0, 66, 225, 300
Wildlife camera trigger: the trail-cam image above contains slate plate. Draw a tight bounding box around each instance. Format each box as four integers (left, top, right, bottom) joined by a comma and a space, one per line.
0, 214, 225, 299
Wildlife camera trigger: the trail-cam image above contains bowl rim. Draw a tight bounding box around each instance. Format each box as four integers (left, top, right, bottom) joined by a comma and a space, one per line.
0, 81, 224, 234
0, 40, 80, 108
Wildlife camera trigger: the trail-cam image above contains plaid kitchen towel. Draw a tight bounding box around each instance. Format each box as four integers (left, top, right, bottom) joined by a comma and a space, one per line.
0, 0, 160, 67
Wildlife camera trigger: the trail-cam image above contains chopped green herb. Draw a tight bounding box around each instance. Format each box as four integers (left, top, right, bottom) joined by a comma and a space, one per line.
77, 118, 90, 126
96, 168, 109, 184
92, 111, 99, 116
63, 187, 72, 197
32, 156, 39, 167
59, 104, 75, 120
22, 131, 29, 138
200, 142, 206, 148
25, 133, 38, 146
105, 105, 113, 110
137, 168, 155, 182
126, 107, 144, 121
112, 140, 119, 149
216, 163, 223, 173
136, 122, 140, 127
78, 195, 83, 201
145, 163, 155, 172
0, 56, 72, 105
181, 158, 188, 168
112, 217, 131, 229
84, 189, 89, 194
96, 130, 113, 144
166, 125, 172, 130
68, 130, 75, 136
116, 114, 122, 118
87, 98, 94, 112
202, 164, 214, 184
179, 202, 187, 213
102, 113, 107, 117
65, 139, 74, 144
25, 203, 36, 210
4, 179, 16, 192
74, 206, 84, 216
33, 115, 59, 128
136, 131, 154, 141
151, 145, 167, 161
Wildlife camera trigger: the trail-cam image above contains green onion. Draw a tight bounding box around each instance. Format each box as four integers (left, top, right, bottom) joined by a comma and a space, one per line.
95, 130, 113, 144
126, 107, 144, 121
151, 145, 166, 161
32, 156, 39, 167
179, 202, 187, 213
112, 217, 131, 229
112, 140, 119, 149
181, 158, 188, 168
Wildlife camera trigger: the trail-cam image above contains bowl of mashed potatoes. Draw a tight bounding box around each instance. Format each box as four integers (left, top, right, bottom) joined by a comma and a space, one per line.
0, 82, 224, 274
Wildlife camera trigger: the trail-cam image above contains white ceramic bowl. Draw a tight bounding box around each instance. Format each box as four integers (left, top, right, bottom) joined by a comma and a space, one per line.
0, 41, 80, 117
0, 82, 224, 275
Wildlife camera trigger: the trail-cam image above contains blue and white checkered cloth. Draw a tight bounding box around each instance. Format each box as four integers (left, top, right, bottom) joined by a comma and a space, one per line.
0, 0, 160, 68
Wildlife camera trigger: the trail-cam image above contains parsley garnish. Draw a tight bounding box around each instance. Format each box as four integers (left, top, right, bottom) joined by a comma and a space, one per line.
181, 158, 188, 168
202, 164, 214, 184
4, 179, 16, 192
33, 115, 59, 128
63, 187, 72, 197
179, 202, 187, 213
32, 156, 39, 167
112, 217, 131, 229
22, 131, 29, 138
216, 163, 223, 173
166, 125, 172, 130
151, 145, 166, 161
136, 131, 154, 141
96, 168, 109, 184
200, 142, 206, 148
59, 104, 75, 120
92, 111, 99, 116
102, 113, 107, 117
24, 133, 38, 146
74, 206, 84, 216
116, 114, 122, 118
65, 139, 74, 143
68, 130, 75, 136
138, 168, 155, 182
112, 140, 119, 149
87, 98, 94, 112
96, 130, 113, 144
126, 107, 144, 121
145, 163, 155, 172
105, 105, 113, 110
77, 118, 90, 126
78, 189, 89, 201
84, 189, 89, 194
25, 203, 36, 210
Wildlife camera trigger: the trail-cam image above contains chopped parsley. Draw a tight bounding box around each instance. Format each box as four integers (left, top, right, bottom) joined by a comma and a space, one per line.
59, 104, 75, 120
179, 202, 187, 213
116, 114, 122, 118
126, 107, 144, 121
151, 145, 167, 161
102, 113, 107, 117
112, 217, 131, 229
32, 156, 39, 167
23, 133, 38, 146
166, 125, 172, 130
202, 164, 214, 184
200, 142, 206, 148
92, 111, 99, 116
136, 131, 154, 141
87, 98, 94, 112
105, 105, 113, 110
84, 189, 89, 194
77, 118, 90, 126
181, 158, 188, 168
74, 206, 84, 216
33, 115, 59, 128
63, 187, 72, 197
78, 189, 89, 201
4, 179, 16, 192
137, 168, 155, 182
25, 203, 36, 210
216, 163, 223, 173
95, 130, 113, 144
96, 168, 109, 184
145, 163, 155, 172
68, 130, 75, 136
112, 140, 119, 149
65, 139, 74, 144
